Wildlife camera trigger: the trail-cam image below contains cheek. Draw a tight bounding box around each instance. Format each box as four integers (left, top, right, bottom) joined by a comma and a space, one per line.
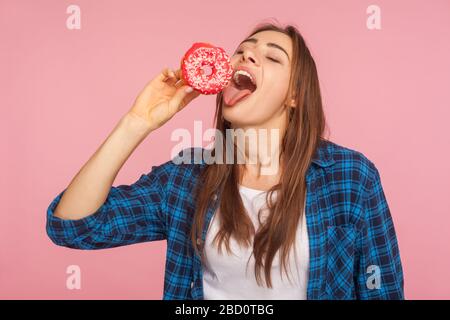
230, 56, 240, 67
259, 71, 290, 104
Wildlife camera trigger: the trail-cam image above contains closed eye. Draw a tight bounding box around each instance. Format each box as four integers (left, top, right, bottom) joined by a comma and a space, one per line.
234, 50, 280, 64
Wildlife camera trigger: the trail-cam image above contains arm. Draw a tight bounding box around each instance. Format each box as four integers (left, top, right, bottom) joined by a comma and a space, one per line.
52, 112, 153, 221
52, 67, 198, 222
46, 112, 170, 249
46, 67, 199, 249
354, 163, 405, 299
46, 162, 169, 249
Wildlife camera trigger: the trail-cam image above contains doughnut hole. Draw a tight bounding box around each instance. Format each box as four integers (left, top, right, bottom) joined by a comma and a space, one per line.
201, 64, 214, 77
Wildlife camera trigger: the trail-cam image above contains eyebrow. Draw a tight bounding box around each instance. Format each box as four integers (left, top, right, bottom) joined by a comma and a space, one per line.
237, 37, 290, 61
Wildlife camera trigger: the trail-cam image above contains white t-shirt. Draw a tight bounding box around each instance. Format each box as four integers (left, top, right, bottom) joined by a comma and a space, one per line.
202, 184, 309, 300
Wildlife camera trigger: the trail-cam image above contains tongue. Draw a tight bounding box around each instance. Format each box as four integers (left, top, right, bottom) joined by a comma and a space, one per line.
223, 85, 252, 106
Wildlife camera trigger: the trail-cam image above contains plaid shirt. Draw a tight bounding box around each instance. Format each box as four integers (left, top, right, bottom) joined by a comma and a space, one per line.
46, 139, 404, 299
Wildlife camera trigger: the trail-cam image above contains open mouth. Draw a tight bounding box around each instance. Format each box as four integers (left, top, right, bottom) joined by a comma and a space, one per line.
223, 69, 258, 106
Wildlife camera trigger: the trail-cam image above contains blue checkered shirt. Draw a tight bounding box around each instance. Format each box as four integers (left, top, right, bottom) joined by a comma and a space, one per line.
46, 139, 404, 299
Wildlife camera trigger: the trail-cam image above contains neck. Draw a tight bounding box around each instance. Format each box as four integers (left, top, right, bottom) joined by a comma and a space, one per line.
232, 120, 287, 179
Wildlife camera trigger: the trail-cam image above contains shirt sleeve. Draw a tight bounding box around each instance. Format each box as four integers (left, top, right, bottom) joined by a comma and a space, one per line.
46, 164, 168, 250
354, 163, 405, 299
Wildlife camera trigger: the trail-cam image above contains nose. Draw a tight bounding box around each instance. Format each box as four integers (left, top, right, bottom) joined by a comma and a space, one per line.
241, 48, 259, 66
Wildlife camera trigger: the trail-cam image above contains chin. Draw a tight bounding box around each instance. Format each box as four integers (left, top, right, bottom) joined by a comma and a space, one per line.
224, 98, 271, 125
222, 105, 251, 125
224, 116, 261, 129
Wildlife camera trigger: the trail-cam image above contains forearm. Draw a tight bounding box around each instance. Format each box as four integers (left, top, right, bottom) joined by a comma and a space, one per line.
53, 112, 154, 220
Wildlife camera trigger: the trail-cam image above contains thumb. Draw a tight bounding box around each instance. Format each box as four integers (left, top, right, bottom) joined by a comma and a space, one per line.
168, 85, 196, 112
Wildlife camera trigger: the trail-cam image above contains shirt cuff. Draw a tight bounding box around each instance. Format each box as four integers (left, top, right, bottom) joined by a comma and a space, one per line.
46, 188, 107, 245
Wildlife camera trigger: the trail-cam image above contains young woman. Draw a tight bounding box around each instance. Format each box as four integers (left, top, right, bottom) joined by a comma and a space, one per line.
46, 22, 404, 300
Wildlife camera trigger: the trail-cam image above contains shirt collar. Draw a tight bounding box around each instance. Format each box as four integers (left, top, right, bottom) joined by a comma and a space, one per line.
191, 139, 336, 168
310, 138, 336, 168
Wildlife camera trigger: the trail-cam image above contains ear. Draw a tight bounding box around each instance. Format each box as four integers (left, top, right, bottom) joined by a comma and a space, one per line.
288, 89, 297, 107
290, 98, 296, 107
287, 97, 296, 108
285, 87, 297, 107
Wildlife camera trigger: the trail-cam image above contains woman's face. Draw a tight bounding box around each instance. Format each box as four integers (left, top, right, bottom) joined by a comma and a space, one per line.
222, 30, 294, 128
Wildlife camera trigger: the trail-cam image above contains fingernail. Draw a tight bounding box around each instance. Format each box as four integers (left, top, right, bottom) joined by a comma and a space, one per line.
185, 86, 193, 93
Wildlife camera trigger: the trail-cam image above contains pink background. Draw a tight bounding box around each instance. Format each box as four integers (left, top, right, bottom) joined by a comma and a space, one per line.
1, 0, 449, 299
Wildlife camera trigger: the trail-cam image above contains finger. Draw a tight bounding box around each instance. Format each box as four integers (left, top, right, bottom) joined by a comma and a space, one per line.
157, 67, 171, 81
168, 85, 197, 113
174, 78, 186, 88
174, 68, 182, 80
173, 68, 186, 88
176, 86, 201, 112
140, 68, 178, 100
163, 68, 179, 86
156, 67, 177, 84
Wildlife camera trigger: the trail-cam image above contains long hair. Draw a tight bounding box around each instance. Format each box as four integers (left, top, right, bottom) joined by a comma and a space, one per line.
190, 21, 328, 288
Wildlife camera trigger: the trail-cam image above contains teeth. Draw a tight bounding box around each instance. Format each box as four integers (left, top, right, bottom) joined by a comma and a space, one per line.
233, 70, 255, 86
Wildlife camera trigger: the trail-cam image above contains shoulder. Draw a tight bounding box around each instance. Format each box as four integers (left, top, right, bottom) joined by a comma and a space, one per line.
319, 139, 379, 186
315, 139, 388, 227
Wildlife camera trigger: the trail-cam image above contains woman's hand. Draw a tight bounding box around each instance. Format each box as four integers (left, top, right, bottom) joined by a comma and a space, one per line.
127, 68, 200, 131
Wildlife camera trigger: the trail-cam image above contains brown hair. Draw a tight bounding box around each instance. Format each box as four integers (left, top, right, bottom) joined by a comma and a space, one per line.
190, 20, 328, 288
